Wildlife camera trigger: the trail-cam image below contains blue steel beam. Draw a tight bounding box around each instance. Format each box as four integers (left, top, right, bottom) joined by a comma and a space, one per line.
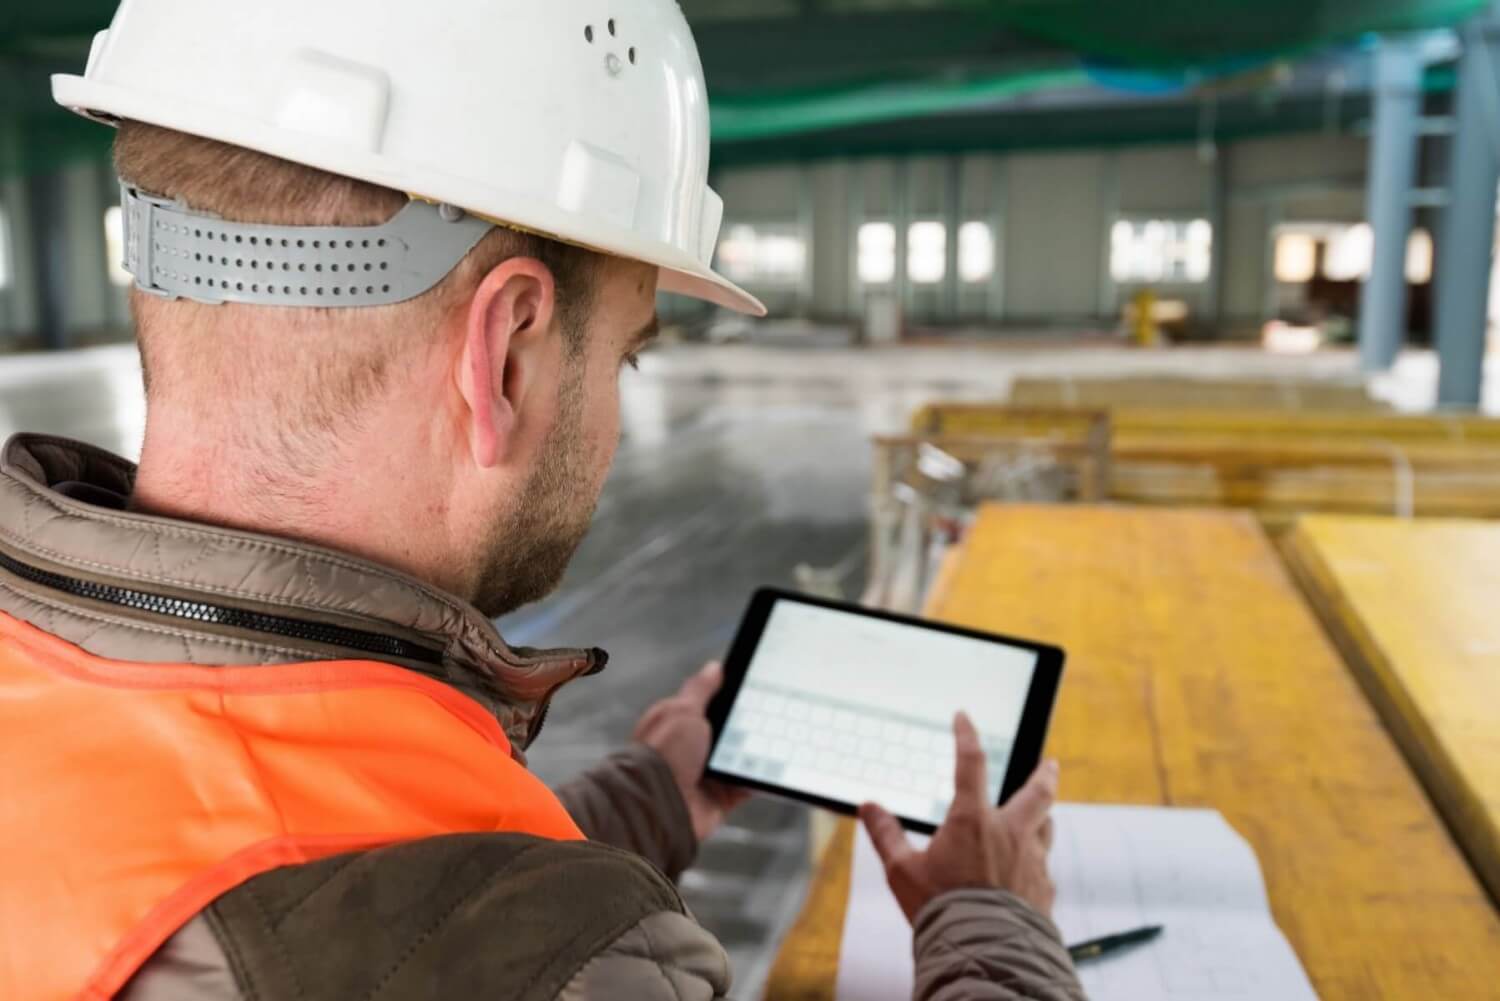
1359, 40, 1424, 372
1435, 3, 1500, 408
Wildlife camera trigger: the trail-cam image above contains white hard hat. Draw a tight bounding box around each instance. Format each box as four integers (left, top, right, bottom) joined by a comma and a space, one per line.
52, 0, 765, 317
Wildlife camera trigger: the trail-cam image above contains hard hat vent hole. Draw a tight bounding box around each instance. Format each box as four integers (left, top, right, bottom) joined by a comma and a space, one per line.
584, 25, 594, 43
629, 47, 636, 64
608, 19, 616, 36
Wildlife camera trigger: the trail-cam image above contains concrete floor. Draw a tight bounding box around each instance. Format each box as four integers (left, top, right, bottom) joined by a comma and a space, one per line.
3, 335, 1496, 991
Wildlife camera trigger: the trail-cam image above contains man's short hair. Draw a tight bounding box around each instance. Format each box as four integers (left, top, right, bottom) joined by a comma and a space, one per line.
113, 120, 603, 410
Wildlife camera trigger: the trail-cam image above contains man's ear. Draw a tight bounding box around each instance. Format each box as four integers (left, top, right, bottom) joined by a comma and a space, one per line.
456, 258, 557, 469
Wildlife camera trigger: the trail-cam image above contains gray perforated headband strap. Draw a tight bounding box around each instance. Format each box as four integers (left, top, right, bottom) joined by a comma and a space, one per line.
119, 182, 496, 308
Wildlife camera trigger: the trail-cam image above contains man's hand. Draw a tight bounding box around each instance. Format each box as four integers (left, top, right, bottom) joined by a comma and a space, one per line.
633, 661, 751, 843
860, 712, 1059, 924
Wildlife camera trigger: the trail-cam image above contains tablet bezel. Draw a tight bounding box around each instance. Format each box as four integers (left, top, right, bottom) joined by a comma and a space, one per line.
704, 587, 1065, 835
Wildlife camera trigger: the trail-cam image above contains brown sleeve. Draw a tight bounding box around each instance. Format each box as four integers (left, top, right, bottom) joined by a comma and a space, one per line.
911, 890, 1087, 1001
117, 915, 242, 1001
204, 832, 726, 1001
559, 911, 733, 1001
554, 743, 698, 880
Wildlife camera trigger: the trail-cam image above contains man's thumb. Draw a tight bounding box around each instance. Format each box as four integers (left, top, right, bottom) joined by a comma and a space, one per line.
859, 802, 910, 870
1001, 759, 1059, 832
677, 661, 723, 711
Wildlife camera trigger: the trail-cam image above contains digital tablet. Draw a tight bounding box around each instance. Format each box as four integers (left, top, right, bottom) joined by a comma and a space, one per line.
705, 588, 1065, 834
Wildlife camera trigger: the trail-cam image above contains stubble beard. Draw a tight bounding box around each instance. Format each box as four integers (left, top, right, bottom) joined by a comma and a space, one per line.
471, 364, 600, 618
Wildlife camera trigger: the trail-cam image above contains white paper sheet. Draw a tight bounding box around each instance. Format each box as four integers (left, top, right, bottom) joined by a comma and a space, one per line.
834, 804, 1320, 1001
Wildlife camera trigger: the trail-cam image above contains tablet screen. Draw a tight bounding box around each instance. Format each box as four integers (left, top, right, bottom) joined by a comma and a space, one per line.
707, 597, 1043, 828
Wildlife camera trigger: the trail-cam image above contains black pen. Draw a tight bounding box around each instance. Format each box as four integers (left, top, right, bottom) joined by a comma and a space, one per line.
1067, 925, 1164, 963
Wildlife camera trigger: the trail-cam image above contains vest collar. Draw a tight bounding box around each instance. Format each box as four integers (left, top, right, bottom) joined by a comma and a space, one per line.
0, 434, 606, 748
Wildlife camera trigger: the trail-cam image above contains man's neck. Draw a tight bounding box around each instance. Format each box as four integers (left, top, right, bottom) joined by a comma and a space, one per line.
130, 421, 466, 597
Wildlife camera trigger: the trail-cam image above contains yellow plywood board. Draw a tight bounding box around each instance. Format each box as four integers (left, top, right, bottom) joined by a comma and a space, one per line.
1114, 408, 1500, 444
1007, 377, 1381, 411
933, 506, 1499, 998
914, 402, 1500, 446
1283, 516, 1500, 905
767, 506, 1500, 1001
905, 403, 1500, 519
763, 819, 856, 1000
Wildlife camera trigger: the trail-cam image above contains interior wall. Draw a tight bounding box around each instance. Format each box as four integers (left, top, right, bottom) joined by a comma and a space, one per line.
810, 160, 852, 318
59, 161, 111, 336
0, 134, 1372, 344
958, 154, 1004, 322
0, 175, 39, 341
1116, 145, 1217, 317
710, 131, 1369, 333
1004, 152, 1111, 322
0, 158, 129, 347
714, 164, 806, 317
1224, 199, 1272, 325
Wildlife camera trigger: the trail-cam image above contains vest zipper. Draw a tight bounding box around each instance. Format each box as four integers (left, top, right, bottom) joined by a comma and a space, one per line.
0, 551, 446, 667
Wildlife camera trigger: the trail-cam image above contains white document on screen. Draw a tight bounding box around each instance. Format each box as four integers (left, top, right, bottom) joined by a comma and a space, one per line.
834, 803, 1320, 1001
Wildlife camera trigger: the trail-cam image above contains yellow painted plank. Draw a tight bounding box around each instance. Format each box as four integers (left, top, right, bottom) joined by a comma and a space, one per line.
1007, 378, 1381, 411
915, 402, 1500, 445
762, 819, 855, 1000
765, 506, 1500, 1000
1113, 437, 1500, 468
904, 403, 1500, 518
1283, 516, 1500, 905
933, 506, 1500, 999
1114, 408, 1500, 444
1109, 466, 1500, 519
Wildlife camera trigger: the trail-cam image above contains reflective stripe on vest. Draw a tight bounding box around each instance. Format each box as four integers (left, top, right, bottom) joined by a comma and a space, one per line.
0, 612, 583, 1001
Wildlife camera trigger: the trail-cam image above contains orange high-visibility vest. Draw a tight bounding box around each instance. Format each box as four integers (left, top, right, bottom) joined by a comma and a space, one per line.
0, 611, 584, 1001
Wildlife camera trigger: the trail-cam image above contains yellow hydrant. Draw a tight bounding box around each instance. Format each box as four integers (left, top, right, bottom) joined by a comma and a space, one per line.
1131, 288, 1162, 348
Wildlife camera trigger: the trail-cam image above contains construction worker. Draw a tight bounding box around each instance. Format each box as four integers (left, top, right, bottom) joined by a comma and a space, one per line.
0, 2, 1085, 998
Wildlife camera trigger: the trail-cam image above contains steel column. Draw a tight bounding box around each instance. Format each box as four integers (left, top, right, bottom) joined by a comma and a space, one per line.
1358, 40, 1424, 372
1436, 6, 1500, 408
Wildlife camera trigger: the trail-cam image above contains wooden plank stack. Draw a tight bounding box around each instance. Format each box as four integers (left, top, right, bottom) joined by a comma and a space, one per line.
931, 506, 1500, 998
908, 404, 1500, 522
1008, 375, 1383, 411
1282, 516, 1500, 906
764, 506, 1500, 1000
